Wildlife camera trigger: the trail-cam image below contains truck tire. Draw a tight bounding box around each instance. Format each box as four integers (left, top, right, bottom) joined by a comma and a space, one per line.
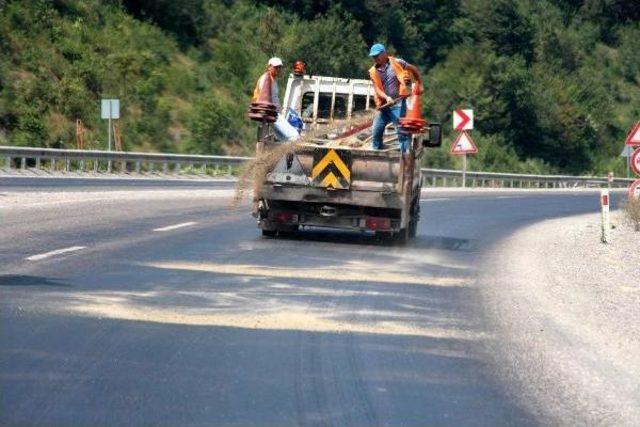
262, 229, 277, 238
408, 197, 420, 238
408, 216, 417, 238
396, 228, 409, 245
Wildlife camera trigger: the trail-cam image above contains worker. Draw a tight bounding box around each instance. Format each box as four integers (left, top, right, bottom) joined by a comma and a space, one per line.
252, 57, 300, 141
368, 43, 423, 152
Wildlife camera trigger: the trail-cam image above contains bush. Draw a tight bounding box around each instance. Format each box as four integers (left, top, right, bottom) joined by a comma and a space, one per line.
623, 197, 640, 232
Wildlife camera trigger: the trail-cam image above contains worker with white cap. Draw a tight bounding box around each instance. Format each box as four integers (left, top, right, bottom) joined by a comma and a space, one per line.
252, 57, 300, 141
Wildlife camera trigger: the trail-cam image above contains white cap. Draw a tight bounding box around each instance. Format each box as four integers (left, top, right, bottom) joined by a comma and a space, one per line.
268, 57, 283, 67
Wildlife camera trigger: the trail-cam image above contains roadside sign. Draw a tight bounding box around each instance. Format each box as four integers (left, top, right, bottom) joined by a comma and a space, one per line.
621, 145, 634, 157
624, 121, 640, 146
631, 147, 640, 176
453, 109, 473, 131
600, 189, 610, 243
101, 99, 120, 119
450, 131, 478, 155
629, 179, 640, 200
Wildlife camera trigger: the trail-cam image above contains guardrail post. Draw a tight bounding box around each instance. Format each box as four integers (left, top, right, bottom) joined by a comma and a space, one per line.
20, 157, 26, 169
227, 164, 232, 175
163, 162, 169, 173
107, 160, 112, 173
35, 157, 41, 169
135, 161, 141, 173
201, 162, 207, 175
79, 159, 85, 171
4, 156, 10, 169
175, 163, 181, 173
51, 158, 56, 171
93, 160, 99, 173
65, 158, 70, 172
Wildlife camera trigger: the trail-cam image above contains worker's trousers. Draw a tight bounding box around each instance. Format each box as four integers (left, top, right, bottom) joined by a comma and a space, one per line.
372, 100, 410, 152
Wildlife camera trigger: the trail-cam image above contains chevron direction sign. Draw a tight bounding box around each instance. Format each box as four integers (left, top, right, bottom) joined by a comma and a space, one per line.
311, 148, 351, 189
453, 109, 473, 131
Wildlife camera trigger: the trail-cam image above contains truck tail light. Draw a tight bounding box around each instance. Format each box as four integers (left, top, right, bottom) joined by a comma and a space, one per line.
272, 212, 297, 223
365, 217, 391, 230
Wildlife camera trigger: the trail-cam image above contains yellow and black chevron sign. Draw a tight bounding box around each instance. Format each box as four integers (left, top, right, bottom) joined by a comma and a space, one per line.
311, 148, 351, 189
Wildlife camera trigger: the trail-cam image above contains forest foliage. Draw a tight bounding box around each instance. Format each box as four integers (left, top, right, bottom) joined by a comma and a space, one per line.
0, 0, 639, 174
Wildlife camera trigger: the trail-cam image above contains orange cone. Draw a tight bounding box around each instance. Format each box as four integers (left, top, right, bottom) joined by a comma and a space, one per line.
398, 85, 426, 134
249, 73, 278, 123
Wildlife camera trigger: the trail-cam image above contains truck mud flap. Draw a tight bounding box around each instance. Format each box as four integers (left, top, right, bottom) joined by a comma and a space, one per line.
311, 148, 352, 190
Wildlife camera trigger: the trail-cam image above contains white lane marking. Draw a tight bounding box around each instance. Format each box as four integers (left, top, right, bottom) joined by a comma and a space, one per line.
153, 221, 197, 232
422, 198, 450, 201
26, 246, 86, 261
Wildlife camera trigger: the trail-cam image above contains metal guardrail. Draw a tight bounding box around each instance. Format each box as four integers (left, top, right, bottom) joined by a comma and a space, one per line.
0, 146, 633, 188
0, 146, 250, 175
421, 168, 634, 189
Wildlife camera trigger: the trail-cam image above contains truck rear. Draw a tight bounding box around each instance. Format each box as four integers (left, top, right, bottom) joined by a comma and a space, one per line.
252, 73, 441, 242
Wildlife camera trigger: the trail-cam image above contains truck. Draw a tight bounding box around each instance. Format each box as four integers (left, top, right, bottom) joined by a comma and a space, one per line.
252, 72, 441, 243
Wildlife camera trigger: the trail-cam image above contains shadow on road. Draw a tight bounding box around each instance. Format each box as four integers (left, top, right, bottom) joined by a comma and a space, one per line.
0, 275, 71, 287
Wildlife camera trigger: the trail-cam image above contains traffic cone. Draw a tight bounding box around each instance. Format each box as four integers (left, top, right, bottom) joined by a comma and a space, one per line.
249, 73, 278, 123
398, 85, 426, 134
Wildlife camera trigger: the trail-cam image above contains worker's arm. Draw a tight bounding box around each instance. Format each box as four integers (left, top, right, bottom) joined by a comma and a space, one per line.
373, 83, 393, 104
406, 63, 424, 94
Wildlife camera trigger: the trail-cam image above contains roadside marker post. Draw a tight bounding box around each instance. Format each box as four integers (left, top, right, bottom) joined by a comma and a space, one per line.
600, 189, 610, 244
607, 171, 614, 190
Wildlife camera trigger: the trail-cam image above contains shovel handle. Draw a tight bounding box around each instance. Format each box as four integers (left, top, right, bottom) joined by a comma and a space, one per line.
376, 96, 408, 111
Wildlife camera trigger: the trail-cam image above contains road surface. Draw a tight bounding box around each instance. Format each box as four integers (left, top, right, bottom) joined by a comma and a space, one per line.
0, 177, 627, 426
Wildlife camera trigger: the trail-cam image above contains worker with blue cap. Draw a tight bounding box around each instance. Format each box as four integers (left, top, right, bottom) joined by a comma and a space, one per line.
368, 43, 423, 152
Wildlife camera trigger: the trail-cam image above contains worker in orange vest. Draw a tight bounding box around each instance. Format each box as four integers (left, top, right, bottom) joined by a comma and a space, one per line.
368, 43, 423, 152
252, 57, 300, 141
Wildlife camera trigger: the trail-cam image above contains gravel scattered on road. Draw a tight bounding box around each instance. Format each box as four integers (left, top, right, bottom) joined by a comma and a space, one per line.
482, 210, 640, 426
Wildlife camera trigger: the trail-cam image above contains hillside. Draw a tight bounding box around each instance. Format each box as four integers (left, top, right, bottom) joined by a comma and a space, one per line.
1, 0, 639, 174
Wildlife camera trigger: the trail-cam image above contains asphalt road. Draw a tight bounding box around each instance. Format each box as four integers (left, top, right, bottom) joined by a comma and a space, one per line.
0, 178, 626, 426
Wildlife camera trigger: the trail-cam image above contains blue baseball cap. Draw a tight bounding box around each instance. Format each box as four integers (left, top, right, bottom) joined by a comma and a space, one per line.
369, 43, 385, 57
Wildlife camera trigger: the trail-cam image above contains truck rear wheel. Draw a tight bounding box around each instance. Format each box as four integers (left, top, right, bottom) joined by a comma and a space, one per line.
408, 216, 417, 238
262, 229, 277, 238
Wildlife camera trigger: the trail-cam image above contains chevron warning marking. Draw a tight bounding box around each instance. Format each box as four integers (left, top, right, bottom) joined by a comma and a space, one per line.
321, 172, 340, 188
311, 149, 351, 181
311, 149, 352, 189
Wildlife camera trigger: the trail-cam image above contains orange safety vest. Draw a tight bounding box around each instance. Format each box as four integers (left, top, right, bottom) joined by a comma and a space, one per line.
369, 57, 410, 107
252, 72, 274, 103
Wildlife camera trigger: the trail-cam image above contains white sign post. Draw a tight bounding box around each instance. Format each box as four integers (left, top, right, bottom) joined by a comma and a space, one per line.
600, 189, 610, 244
101, 99, 120, 172
101, 99, 120, 150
